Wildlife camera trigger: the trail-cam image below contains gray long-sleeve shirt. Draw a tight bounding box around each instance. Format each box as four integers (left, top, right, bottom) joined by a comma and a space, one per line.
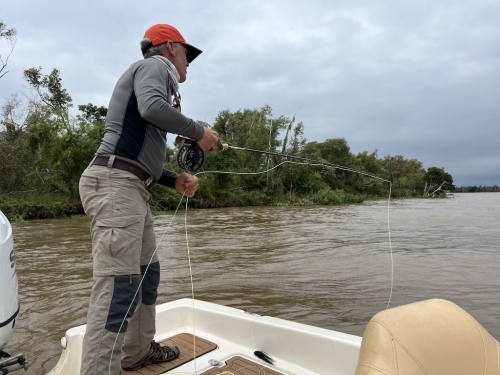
96, 57, 204, 186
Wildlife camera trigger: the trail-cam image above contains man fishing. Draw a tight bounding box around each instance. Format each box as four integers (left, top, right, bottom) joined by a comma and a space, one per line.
78, 24, 219, 375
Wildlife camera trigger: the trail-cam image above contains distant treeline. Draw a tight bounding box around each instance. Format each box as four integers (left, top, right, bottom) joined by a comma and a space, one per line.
0, 67, 455, 220
455, 186, 500, 193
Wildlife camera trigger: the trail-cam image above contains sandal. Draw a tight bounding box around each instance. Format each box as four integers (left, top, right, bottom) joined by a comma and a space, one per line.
122, 341, 180, 371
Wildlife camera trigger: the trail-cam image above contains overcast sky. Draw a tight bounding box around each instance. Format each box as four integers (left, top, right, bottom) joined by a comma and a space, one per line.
1, 0, 499, 186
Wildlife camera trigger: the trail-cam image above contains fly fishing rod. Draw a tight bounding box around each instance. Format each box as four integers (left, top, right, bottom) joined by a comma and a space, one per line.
175, 136, 389, 182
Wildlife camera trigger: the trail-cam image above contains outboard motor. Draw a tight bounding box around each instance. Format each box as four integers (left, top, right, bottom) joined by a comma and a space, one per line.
0, 211, 28, 373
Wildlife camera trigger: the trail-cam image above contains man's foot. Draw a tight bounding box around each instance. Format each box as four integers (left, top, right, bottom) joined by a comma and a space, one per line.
122, 341, 180, 371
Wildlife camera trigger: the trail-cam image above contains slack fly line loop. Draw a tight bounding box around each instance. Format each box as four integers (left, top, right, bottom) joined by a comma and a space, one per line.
109, 145, 394, 375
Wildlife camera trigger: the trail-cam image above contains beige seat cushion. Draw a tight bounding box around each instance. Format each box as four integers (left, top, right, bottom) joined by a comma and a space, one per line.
355, 299, 500, 375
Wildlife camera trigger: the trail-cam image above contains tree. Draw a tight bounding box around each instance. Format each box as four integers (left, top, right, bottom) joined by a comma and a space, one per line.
24, 67, 73, 110
382, 155, 407, 188
423, 167, 455, 197
301, 138, 352, 190
0, 95, 38, 193
22, 67, 104, 198
381, 155, 426, 197
211, 105, 289, 190
288, 121, 306, 155
353, 150, 385, 196
78, 103, 108, 123
0, 19, 17, 79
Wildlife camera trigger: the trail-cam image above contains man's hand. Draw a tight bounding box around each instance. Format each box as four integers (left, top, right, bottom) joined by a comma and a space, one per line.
175, 173, 199, 197
197, 127, 220, 151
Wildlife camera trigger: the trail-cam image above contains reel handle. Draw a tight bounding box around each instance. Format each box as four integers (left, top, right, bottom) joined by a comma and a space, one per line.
175, 135, 196, 145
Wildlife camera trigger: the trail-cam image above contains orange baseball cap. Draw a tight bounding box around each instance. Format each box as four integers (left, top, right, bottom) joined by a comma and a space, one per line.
142, 24, 202, 63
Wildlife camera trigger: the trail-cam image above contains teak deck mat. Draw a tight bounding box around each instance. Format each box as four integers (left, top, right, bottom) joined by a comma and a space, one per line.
199, 355, 284, 375
122, 333, 217, 375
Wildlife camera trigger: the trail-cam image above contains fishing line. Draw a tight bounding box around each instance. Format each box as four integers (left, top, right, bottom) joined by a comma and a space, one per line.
223, 145, 390, 183
194, 160, 394, 309
168, 200, 265, 375
177, 136, 390, 183
184, 197, 198, 374
177, 138, 395, 308
109, 153, 394, 375
108, 192, 187, 375
386, 184, 393, 310
178, 138, 394, 305
107, 191, 267, 375
185, 160, 394, 368
175, 160, 394, 374
104, 190, 267, 375
177, 194, 277, 375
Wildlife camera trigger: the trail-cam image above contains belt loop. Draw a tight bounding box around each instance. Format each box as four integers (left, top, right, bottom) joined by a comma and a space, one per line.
107, 155, 115, 169
88, 156, 97, 169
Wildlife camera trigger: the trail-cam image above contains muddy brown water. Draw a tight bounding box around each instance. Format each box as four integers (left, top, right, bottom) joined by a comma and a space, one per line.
4, 193, 500, 374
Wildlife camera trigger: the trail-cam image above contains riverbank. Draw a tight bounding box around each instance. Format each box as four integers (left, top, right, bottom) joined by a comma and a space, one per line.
1, 187, 380, 221
0, 193, 83, 221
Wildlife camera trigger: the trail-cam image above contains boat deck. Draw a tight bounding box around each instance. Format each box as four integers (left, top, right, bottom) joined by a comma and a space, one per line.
122, 333, 217, 374
48, 299, 362, 375
123, 332, 282, 375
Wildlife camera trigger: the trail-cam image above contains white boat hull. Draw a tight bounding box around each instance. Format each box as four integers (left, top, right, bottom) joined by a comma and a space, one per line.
48, 298, 362, 375
0, 211, 19, 351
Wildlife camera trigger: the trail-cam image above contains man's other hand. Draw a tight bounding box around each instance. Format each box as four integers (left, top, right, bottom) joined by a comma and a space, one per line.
175, 173, 199, 197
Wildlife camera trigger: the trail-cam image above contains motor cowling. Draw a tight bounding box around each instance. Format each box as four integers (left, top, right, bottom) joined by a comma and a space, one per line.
0, 211, 19, 351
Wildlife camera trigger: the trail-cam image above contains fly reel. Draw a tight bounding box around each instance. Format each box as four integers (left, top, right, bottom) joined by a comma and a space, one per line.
177, 143, 204, 172
176, 136, 226, 172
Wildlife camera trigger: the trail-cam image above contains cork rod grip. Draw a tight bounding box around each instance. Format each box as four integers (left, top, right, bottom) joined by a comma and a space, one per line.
217, 139, 229, 151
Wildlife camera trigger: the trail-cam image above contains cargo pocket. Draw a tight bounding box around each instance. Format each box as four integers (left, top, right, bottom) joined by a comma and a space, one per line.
92, 215, 143, 275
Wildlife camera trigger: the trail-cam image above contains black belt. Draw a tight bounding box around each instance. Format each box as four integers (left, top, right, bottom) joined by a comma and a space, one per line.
92, 155, 156, 188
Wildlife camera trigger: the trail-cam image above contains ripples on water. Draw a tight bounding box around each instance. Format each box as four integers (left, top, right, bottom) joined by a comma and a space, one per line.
5, 193, 500, 374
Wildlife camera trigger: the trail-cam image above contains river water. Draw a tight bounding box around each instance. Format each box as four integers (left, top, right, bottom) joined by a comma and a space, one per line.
4, 193, 500, 374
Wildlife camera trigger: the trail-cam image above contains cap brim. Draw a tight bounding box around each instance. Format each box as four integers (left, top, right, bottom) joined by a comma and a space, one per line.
183, 43, 202, 63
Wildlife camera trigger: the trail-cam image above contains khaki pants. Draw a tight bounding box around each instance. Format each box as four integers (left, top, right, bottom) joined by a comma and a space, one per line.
79, 164, 160, 375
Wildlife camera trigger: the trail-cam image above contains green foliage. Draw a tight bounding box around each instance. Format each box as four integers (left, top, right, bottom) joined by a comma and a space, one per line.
24, 107, 104, 198
0, 19, 17, 79
149, 184, 185, 211
188, 176, 274, 208
311, 188, 365, 205
0, 20, 16, 40
0, 65, 456, 218
78, 103, 108, 122
213, 105, 289, 175
23, 67, 72, 110
0, 96, 36, 192
70, 214, 91, 221
421, 167, 455, 197
0, 193, 77, 220
381, 155, 426, 197
425, 167, 455, 191
300, 138, 354, 190
19, 67, 105, 198
455, 185, 500, 193
280, 164, 328, 194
